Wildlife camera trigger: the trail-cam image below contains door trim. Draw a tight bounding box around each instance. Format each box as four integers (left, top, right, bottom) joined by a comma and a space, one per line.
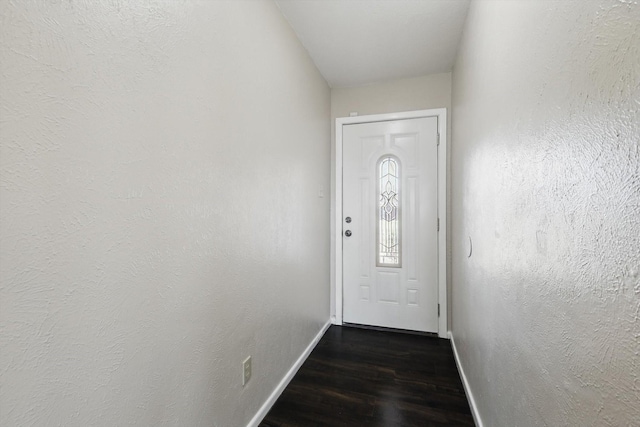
334, 109, 448, 338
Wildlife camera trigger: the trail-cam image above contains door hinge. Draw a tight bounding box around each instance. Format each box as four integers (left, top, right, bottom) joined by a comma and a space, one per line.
437, 132, 440, 146
437, 218, 440, 231
438, 304, 440, 317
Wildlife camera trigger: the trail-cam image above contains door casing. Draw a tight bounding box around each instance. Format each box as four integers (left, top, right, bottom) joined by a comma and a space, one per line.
334, 109, 448, 338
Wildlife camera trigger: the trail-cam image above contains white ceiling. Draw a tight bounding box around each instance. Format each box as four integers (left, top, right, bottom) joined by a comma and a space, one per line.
275, 0, 471, 88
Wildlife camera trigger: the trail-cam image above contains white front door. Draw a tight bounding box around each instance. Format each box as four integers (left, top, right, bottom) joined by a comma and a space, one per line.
342, 117, 439, 333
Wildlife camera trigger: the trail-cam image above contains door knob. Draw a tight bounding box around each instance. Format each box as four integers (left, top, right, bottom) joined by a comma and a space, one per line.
344, 230, 352, 237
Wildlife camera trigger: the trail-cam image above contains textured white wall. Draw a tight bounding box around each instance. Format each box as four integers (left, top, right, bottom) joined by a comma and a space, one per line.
451, 1, 639, 426
330, 73, 452, 322
0, 1, 330, 426
331, 73, 451, 119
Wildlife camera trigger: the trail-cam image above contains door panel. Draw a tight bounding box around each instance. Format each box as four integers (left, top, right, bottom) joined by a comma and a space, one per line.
342, 117, 438, 333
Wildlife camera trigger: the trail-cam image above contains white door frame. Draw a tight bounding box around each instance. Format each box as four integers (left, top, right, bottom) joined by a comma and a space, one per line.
334, 109, 448, 338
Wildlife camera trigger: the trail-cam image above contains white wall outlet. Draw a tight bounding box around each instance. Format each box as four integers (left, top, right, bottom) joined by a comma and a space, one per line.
242, 356, 251, 386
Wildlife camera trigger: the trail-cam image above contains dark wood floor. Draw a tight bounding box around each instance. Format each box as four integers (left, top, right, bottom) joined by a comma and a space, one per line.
259, 325, 474, 427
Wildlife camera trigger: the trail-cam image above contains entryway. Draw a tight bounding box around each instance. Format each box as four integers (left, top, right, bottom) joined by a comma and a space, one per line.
334, 109, 448, 337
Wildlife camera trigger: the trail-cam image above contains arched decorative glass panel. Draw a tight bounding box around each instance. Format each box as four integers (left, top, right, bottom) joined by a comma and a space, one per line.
377, 156, 401, 267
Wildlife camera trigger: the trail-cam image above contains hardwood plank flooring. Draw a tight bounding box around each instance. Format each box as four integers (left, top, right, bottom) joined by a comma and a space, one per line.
259, 325, 474, 427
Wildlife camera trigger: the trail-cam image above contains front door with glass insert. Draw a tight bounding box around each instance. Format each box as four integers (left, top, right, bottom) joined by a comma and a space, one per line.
342, 117, 439, 333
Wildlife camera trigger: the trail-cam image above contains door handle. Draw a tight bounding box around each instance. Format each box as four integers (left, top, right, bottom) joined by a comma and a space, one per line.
344, 230, 352, 237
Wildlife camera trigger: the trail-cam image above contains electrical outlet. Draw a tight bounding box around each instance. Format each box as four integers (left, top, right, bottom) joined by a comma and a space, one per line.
242, 356, 252, 386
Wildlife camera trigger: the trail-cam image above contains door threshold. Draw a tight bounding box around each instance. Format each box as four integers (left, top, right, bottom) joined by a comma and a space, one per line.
342, 322, 439, 338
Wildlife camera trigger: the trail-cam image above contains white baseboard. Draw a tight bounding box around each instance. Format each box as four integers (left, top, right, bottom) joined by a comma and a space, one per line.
246, 320, 332, 427
449, 332, 484, 427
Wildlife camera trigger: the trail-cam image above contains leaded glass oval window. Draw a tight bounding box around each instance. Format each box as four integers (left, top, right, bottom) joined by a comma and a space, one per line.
377, 156, 401, 267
